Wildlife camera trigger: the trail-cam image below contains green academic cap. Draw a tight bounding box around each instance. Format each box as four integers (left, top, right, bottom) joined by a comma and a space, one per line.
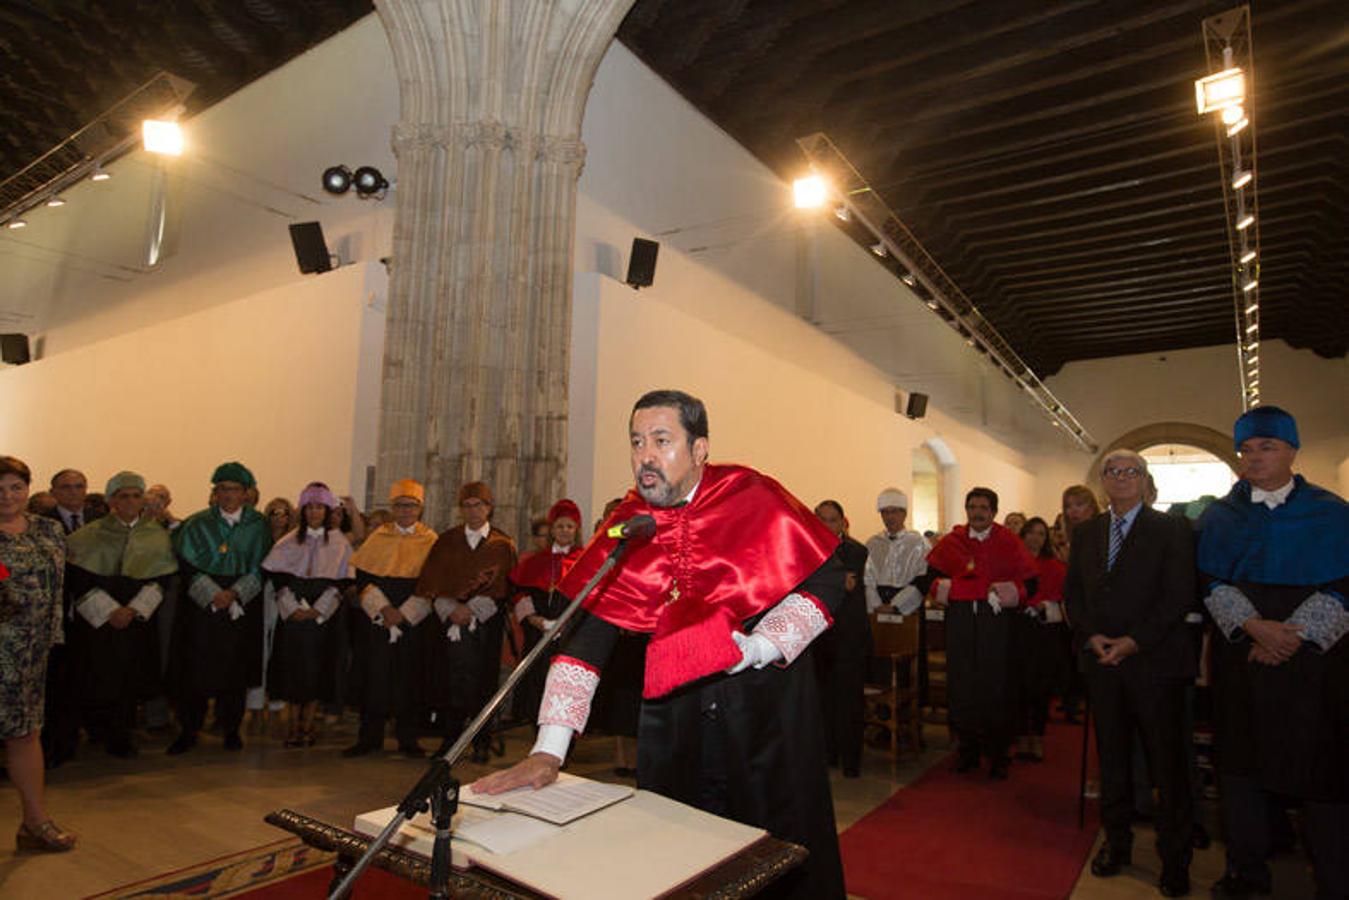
105, 470, 146, 496
211, 461, 256, 488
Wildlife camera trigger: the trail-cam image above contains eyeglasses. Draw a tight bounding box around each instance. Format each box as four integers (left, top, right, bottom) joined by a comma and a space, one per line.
390, 501, 421, 510
1103, 466, 1143, 480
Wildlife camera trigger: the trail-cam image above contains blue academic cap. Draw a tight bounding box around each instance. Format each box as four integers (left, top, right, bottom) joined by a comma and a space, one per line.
1233, 405, 1299, 451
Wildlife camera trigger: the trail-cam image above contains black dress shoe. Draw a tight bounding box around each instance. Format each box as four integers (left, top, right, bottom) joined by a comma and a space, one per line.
1090, 843, 1131, 877
399, 743, 426, 759
167, 733, 197, 755
341, 742, 379, 758
1159, 865, 1190, 897
988, 761, 1010, 780
954, 753, 980, 773
223, 732, 243, 751
1210, 872, 1271, 897
106, 741, 138, 759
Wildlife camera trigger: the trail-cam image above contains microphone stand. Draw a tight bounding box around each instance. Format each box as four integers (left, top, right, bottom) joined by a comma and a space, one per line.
329, 533, 642, 900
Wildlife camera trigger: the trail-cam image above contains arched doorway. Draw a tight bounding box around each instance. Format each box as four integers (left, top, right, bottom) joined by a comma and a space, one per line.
911, 436, 958, 535
1088, 422, 1240, 509
1139, 443, 1236, 512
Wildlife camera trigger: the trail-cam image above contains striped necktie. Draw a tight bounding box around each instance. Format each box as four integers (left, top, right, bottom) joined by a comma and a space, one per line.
1107, 516, 1126, 570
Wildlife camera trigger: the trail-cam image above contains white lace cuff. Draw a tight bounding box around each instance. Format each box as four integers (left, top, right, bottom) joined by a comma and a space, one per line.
894, 584, 923, 615
434, 597, 460, 622
313, 587, 341, 622
466, 595, 498, 622
400, 595, 431, 625
77, 588, 120, 628
753, 592, 831, 666
1287, 592, 1349, 652
276, 587, 301, 620
128, 583, 163, 619
515, 596, 537, 621
360, 585, 389, 621
1204, 583, 1258, 641
234, 572, 262, 605
538, 656, 600, 734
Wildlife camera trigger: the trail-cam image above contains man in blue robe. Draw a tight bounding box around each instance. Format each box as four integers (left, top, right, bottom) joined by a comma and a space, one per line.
1198, 406, 1348, 899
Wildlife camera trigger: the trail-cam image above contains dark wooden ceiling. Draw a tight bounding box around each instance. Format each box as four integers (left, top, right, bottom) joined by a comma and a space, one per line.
619, 0, 1348, 375
2, 1, 1344, 376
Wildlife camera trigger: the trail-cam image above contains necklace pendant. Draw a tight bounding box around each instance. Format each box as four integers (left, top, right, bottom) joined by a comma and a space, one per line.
668, 582, 680, 604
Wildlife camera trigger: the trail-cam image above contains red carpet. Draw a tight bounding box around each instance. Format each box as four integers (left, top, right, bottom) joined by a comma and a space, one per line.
839, 723, 1098, 899
238, 864, 419, 898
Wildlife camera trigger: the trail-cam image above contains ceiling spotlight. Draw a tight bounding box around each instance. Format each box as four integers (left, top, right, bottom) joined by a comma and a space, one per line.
792, 175, 827, 209
46, 196, 66, 207
1244, 301, 1257, 315
353, 165, 389, 197
1236, 214, 1254, 230
323, 165, 353, 195
1239, 248, 1256, 265
1226, 116, 1249, 137
1245, 320, 1259, 334
833, 205, 850, 222
1195, 67, 1245, 114
1242, 278, 1258, 292
142, 119, 184, 156
1232, 170, 1252, 189
870, 242, 886, 257
925, 299, 940, 311
7, 218, 27, 229
1220, 105, 1245, 126
90, 166, 111, 181
900, 272, 917, 287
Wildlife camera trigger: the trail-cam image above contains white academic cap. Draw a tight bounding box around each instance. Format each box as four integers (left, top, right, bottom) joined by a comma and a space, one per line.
876, 488, 908, 511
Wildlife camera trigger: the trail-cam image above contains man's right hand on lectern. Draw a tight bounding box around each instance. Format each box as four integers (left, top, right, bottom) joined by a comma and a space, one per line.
471, 752, 561, 794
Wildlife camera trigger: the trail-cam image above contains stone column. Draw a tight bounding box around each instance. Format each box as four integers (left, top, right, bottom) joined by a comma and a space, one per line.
373, 0, 634, 537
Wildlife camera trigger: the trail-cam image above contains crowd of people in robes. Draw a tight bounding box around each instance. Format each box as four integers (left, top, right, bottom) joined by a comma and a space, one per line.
1, 398, 1344, 900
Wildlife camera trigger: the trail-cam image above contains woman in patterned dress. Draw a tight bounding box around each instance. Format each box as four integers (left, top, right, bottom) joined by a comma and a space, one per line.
0, 456, 76, 851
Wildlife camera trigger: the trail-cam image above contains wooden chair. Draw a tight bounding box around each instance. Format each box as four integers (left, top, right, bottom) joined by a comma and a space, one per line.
863, 610, 924, 759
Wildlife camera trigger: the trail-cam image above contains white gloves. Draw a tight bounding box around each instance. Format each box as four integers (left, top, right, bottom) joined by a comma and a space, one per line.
725, 631, 783, 674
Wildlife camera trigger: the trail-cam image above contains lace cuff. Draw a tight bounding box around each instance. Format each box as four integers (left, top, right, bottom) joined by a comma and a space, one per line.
188, 574, 222, 610
128, 583, 163, 619
753, 592, 831, 666
360, 585, 389, 621
538, 656, 600, 734
400, 595, 431, 625
76, 589, 120, 628
313, 587, 341, 621
466, 595, 498, 622
1287, 591, 1349, 652
234, 572, 262, 605
514, 596, 537, 621
1204, 583, 1258, 641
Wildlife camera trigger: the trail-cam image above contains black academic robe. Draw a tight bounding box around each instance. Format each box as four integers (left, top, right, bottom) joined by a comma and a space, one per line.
65, 567, 167, 706
1209, 576, 1349, 801
509, 583, 568, 724
560, 558, 848, 900
353, 570, 432, 746
169, 564, 264, 699
266, 574, 349, 703
814, 536, 870, 771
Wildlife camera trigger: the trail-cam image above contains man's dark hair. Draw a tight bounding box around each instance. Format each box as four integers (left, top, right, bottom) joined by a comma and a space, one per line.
631, 389, 709, 445
815, 499, 845, 518
965, 487, 999, 515
0, 455, 32, 486
49, 468, 83, 488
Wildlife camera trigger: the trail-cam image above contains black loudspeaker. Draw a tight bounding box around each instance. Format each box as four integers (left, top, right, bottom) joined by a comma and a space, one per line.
1, 334, 30, 365
626, 238, 659, 289
289, 222, 333, 274
905, 392, 929, 419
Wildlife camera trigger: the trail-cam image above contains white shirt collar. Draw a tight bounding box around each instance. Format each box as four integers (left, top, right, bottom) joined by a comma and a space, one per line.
117, 516, 139, 529
968, 525, 992, 542
306, 526, 326, 538
1251, 478, 1295, 509
219, 507, 243, 526
552, 542, 573, 554
465, 522, 491, 548
396, 522, 419, 535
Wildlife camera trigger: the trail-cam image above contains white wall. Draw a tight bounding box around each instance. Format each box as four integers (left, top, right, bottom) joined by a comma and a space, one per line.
0, 263, 388, 509
1024, 340, 1349, 514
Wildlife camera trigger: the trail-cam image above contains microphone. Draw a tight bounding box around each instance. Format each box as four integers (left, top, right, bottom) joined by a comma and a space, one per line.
606, 514, 657, 541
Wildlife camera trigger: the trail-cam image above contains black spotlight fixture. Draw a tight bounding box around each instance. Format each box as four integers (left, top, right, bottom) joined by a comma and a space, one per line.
353, 165, 389, 197
323, 165, 353, 195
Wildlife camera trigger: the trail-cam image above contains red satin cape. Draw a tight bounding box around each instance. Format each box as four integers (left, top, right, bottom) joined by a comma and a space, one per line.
509, 546, 581, 595
926, 523, 1039, 601
556, 464, 838, 698
1028, 555, 1067, 606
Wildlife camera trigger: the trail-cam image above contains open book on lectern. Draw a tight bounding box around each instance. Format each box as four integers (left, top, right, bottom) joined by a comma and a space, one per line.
354, 773, 767, 899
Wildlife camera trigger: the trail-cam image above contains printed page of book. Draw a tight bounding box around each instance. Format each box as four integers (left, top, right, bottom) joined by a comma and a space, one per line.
460, 771, 634, 825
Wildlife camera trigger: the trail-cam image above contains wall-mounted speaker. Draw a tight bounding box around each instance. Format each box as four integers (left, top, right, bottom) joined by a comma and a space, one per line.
289, 222, 334, 274
1, 333, 30, 365
626, 238, 659, 289
905, 392, 929, 419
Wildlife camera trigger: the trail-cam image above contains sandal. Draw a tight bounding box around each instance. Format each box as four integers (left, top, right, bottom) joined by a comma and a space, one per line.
16, 820, 76, 853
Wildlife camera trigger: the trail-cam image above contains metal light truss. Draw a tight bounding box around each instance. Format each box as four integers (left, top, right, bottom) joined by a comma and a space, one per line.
0, 72, 195, 226
797, 132, 1098, 453
1199, 7, 1261, 411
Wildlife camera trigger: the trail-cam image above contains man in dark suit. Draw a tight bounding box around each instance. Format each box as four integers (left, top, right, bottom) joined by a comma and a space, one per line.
41, 467, 88, 768
1065, 449, 1196, 897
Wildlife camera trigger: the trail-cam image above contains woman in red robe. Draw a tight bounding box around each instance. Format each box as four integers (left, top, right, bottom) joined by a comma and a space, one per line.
1013, 517, 1069, 761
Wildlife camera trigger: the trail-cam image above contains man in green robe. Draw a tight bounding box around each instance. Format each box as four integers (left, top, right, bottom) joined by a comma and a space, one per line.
167, 462, 270, 754
66, 471, 178, 758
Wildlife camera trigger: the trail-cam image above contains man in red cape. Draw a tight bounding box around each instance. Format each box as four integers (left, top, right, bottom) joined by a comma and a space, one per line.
476, 390, 847, 899
927, 487, 1038, 779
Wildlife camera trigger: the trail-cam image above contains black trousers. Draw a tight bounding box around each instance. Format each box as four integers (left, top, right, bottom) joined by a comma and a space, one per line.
177, 686, 245, 738
1088, 666, 1193, 866
945, 601, 1014, 762
1221, 774, 1349, 898
816, 632, 866, 772
357, 623, 422, 747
